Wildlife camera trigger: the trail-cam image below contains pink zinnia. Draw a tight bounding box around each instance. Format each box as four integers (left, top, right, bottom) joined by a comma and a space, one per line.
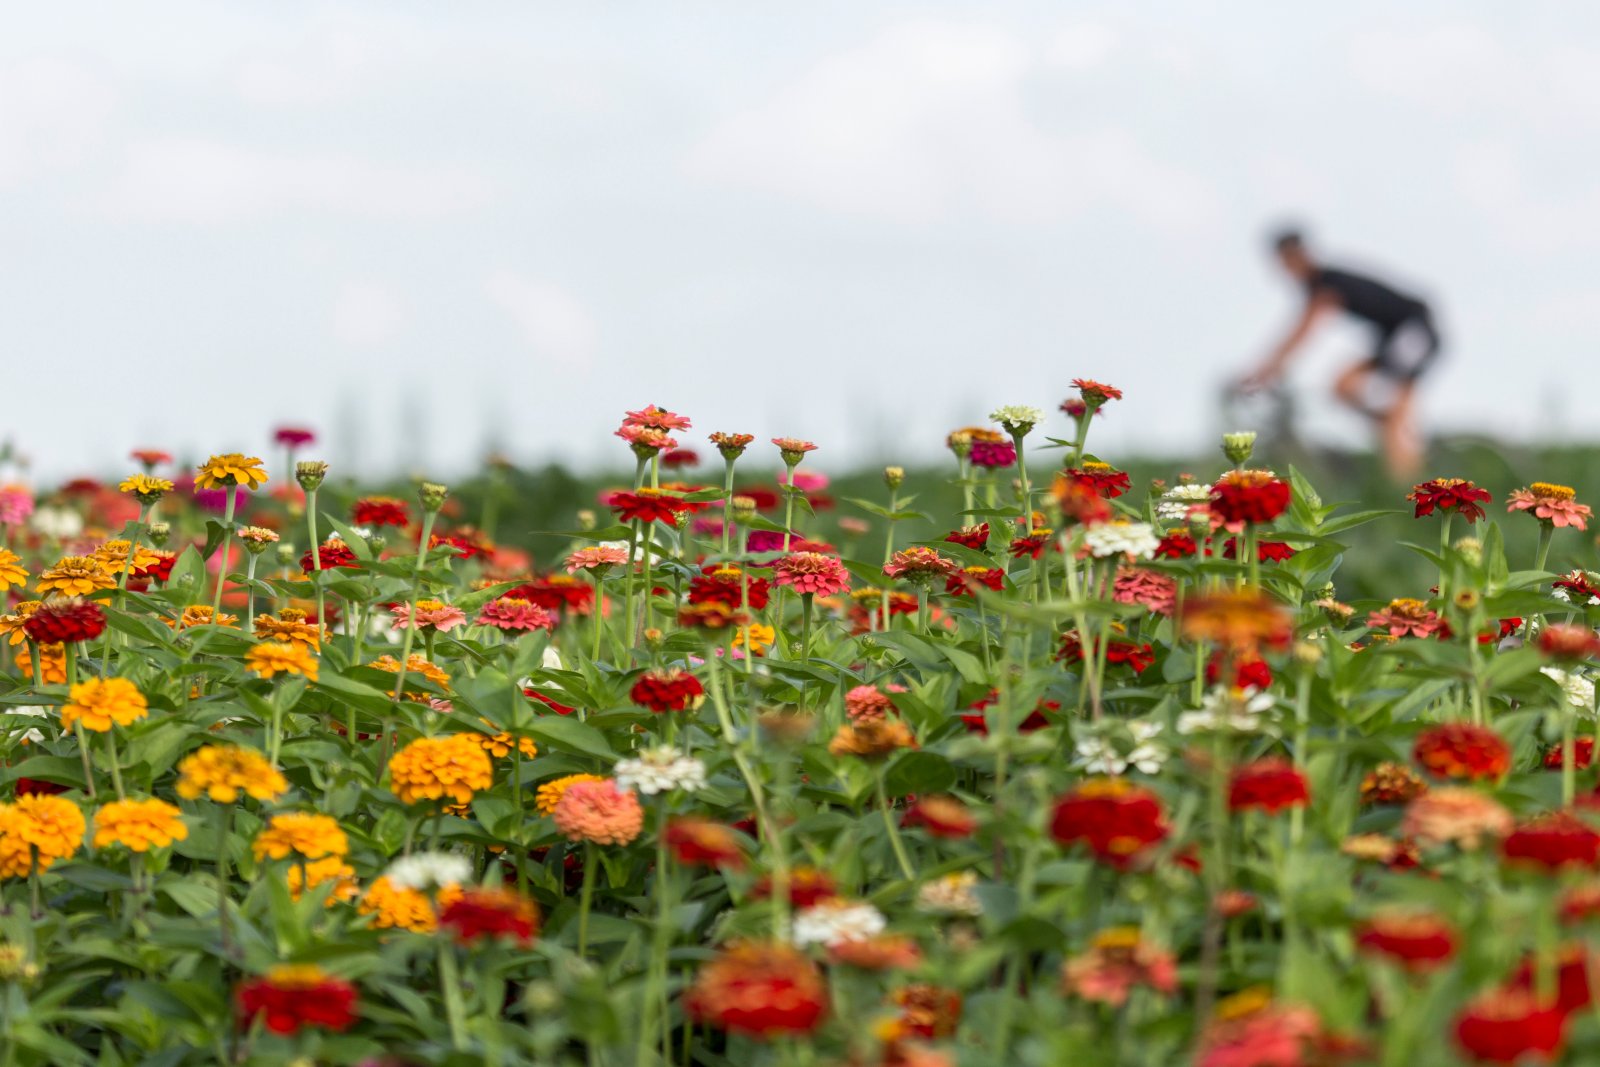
1196, 1004, 1324, 1067
0, 484, 34, 526
615, 425, 678, 453
477, 597, 556, 633
1367, 597, 1447, 639
772, 552, 851, 597
553, 779, 644, 846
566, 545, 629, 572
390, 599, 468, 632
623, 405, 692, 432
779, 470, 830, 492
772, 437, 818, 458
274, 426, 316, 447
844, 685, 895, 723
1113, 567, 1177, 616
883, 547, 960, 582
1508, 484, 1592, 531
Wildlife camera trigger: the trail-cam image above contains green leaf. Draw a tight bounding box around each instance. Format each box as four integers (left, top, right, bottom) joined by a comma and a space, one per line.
883, 750, 957, 796
525, 715, 615, 763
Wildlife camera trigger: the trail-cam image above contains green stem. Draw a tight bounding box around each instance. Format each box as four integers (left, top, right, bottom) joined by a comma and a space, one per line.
306, 487, 325, 635
210, 486, 238, 622
386, 509, 440, 763
1014, 433, 1031, 533
721, 457, 737, 557
576, 841, 597, 957
105, 733, 126, 800
438, 940, 469, 1051
875, 773, 915, 881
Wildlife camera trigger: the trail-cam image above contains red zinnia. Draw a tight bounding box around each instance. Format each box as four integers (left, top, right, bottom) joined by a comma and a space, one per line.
1009, 531, 1056, 560
511, 575, 595, 615
944, 566, 1006, 596
684, 942, 827, 1039
689, 566, 771, 611
352, 496, 411, 528
1228, 758, 1310, 814
1155, 531, 1200, 559
1354, 911, 1456, 971
1538, 623, 1600, 662
1503, 811, 1600, 871
751, 867, 837, 908
611, 489, 691, 525
438, 886, 541, 945
524, 688, 577, 716
1546, 738, 1596, 770
23, 598, 106, 644
1454, 989, 1566, 1064
1205, 650, 1272, 690
1066, 463, 1131, 499
665, 817, 746, 870
1510, 945, 1594, 1015
1414, 723, 1511, 781
235, 965, 357, 1035
1210, 470, 1291, 527
1070, 378, 1123, 406
1050, 778, 1169, 869
1058, 630, 1155, 674
944, 523, 990, 550
901, 796, 978, 839
300, 539, 359, 574
1408, 478, 1492, 523
630, 668, 705, 713
1221, 537, 1296, 562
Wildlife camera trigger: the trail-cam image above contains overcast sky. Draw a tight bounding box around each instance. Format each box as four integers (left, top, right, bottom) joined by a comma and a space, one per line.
3, 2, 1595, 480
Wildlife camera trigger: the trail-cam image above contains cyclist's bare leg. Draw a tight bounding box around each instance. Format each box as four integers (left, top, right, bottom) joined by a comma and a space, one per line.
1379, 380, 1423, 481
1333, 359, 1384, 421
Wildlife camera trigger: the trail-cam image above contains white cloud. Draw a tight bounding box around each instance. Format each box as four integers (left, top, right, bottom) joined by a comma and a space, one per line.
1045, 23, 1120, 70
99, 138, 495, 223
332, 282, 406, 347
0, 58, 114, 187
485, 272, 597, 367
683, 19, 1216, 229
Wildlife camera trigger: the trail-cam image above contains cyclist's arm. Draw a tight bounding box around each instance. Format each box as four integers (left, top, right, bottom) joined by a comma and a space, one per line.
1241, 288, 1339, 390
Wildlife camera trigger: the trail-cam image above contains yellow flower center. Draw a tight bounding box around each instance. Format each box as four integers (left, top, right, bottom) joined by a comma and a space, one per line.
1532, 482, 1577, 501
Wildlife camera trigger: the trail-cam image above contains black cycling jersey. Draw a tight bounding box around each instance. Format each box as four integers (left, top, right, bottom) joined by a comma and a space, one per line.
1306, 266, 1427, 329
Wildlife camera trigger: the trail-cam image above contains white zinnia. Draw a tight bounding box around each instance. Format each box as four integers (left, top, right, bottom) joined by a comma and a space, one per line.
614, 746, 707, 795
988, 405, 1045, 430
916, 871, 983, 916
1178, 686, 1277, 735
385, 851, 473, 892
1083, 521, 1160, 560
791, 900, 886, 947
3, 706, 49, 745
1157, 483, 1212, 521
1541, 667, 1597, 713
32, 506, 82, 540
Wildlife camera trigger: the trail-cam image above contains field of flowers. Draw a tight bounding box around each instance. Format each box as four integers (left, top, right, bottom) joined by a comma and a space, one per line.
2, 385, 1600, 1065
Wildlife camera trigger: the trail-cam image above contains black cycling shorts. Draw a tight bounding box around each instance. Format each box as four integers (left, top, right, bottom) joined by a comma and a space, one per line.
1368, 313, 1441, 382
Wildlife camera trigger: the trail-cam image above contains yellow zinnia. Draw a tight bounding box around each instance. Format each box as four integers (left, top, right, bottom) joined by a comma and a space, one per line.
117, 474, 174, 505
287, 856, 358, 904
359, 876, 462, 932
388, 734, 494, 806
93, 798, 187, 852
174, 744, 287, 804
246, 641, 318, 681
195, 454, 269, 491
0, 549, 27, 593
253, 613, 323, 649
15, 642, 66, 683
92, 539, 161, 576
60, 677, 148, 734
252, 812, 348, 862
468, 719, 538, 760
0, 601, 39, 646
0, 795, 85, 879
169, 604, 238, 629
36, 556, 114, 598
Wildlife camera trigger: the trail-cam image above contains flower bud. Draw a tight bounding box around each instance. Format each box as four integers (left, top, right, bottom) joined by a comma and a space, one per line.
0, 944, 37, 983
523, 980, 561, 1013
238, 526, 279, 556
1222, 432, 1256, 465
576, 509, 597, 532
1292, 640, 1323, 666
643, 627, 664, 649
275, 544, 297, 566
366, 532, 387, 554
146, 522, 172, 548
295, 460, 329, 491
883, 466, 905, 491
1453, 589, 1481, 612
1453, 536, 1483, 567
946, 431, 973, 460
418, 482, 449, 513
732, 495, 758, 522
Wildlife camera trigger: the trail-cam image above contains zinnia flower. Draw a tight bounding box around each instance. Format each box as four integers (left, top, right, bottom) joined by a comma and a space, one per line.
359, 875, 460, 932
828, 718, 916, 759
235, 965, 357, 1035
1360, 762, 1428, 805
195, 453, 269, 491
1062, 927, 1178, 1007
60, 677, 148, 734
1368, 597, 1448, 639
0, 549, 27, 593
352, 496, 410, 527
0, 795, 86, 878
1354, 910, 1456, 971
1082, 521, 1159, 560
252, 812, 349, 862
1180, 588, 1292, 652
771, 437, 818, 465
1508, 483, 1592, 530
1050, 778, 1169, 869
791, 899, 886, 947
610, 488, 690, 525
300, 538, 359, 573
390, 598, 468, 633
388, 734, 494, 807
772, 552, 851, 597
614, 746, 706, 795
1067, 462, 1132, 499
246, 641, 319, 682
1071, 378, 1123, 406
624, 404, 693, 432
175, 744, 288, 804
1502, 810, 1600, 871
684, 942, 828, 1039
665, 817, 745, 870
93, 797, 187, 852
1402, 787, 1513, 850
23, 598, 105, 644
901, 796, 977, 839
35, 556, 114, 598
565, 545, 629, 572
630, 668, 705, 713
1228, 758, 1310, 814
385, 851, 473, 891
476, 597, 555, 633
552, 778, 643, 845
1210, 470, 1291, 528
709, 431, 754, 459
439, 886, 541, 945
1414, 722, 1511, 781
883, 547, 959, 584
1408, 477, 1491, 522
1454, 989, 1566, 1064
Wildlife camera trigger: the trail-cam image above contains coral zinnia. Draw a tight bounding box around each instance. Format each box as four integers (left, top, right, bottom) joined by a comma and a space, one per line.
23, 598, 105, 644
901, 796, 977, 839
439, 886, 541, 945
476, 596, 555, 633
1408, 478, 1492, 523
60, 677, 148, 733
1402, 788, 1513, 850
1062, 927, 1178, 1007
565, 545, 629, 572
1179, 588, 1292, 652
630, 668, 705, 713
1368, 598, 1448, 639
772, 552, 851, 597
1508, 483, 1592, 530
1050, 778, 1169, 869
1228, 758, 1311, 814
883, 547, 960, 584
552, 778, 643, 845
388, 734, 494, 807
1210, 469, 1291, 528
827, 718, 916, 759
1071, 378, 1123, 406
1414, 722, 1511, 781
1538, 623, 1600, 662
236, 965, 356, 1035
390, 598, 468, 633
684, 942, 828, 1039
624, 404, 693, 432
195, 453, 269, 491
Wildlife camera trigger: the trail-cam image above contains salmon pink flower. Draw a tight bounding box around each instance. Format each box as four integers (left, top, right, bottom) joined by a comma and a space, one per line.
1368, 597, 1447, 639
390, 599, 467, 633
1062, 927, 1177, 1007
883, 547, 959, 584
476, 597, 555, 633
623, 405, 692, 432
1508, 482, 1591, 530
772, 552, 850, 597
565, 545, 629, 572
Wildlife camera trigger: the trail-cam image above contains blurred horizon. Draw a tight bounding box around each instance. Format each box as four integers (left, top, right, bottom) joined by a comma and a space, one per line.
5, 2, 1598, 480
